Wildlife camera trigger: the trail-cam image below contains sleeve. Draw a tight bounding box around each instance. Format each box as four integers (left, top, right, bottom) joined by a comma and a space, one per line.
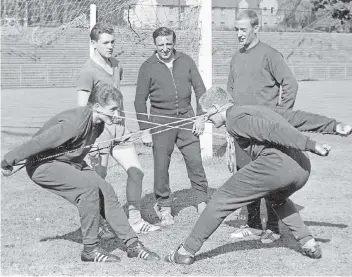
273, 108, 338, 133
3, 122, 77, 166
268, 51, 298, 109
227, 114, 316, 152
189, 57, 206, 115
134, 63, 152, 130
77, 67, 95, 92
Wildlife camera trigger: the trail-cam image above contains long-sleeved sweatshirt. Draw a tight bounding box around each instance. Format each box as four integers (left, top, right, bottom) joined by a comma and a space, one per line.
3, 107, 104, 168
227, 41, 298, 109
226, 105, 337, 160
134, 50, 206, 130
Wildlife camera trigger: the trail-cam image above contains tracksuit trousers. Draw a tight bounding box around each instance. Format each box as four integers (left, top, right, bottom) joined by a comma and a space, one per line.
183, 147, 313, 254
150, 109, 208, 207
234, 140, 280, 232
26, 161, 138, 247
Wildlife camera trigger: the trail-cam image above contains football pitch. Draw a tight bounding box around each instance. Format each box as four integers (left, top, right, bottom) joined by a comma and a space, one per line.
1, 80, 352, 275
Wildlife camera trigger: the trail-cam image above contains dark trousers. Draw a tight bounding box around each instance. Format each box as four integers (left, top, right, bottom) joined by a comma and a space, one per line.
150, 109, 208, 207
235, 141, 279, 232
26, 161, 138, 246
183, 148, 313, 254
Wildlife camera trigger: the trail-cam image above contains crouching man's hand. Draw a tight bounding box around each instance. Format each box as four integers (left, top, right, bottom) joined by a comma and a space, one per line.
141, 129, 153, 147
335, 123, 352, 136
1, 159, 13, 177
313, 143, 331, 156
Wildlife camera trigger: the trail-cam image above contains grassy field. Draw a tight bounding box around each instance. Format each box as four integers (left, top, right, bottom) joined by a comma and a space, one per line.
1, 81, 352, 275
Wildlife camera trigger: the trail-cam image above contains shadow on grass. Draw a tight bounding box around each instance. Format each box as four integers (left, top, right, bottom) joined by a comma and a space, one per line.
304, 221, 348, 229
40, 227, 126, 252
195, 234, 331, 262
40, 228, 83, 244
133, 187, 217, 224
195, 240, 298, 262
214, 141, 227, 157
224, 201, 306, 229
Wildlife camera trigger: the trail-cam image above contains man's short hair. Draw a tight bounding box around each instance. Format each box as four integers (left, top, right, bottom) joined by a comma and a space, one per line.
152, 27, 176, 43
90, 23, 114, 41
87, 83, 123, 108
199, 87, 232, 110
236, 9, 259, 27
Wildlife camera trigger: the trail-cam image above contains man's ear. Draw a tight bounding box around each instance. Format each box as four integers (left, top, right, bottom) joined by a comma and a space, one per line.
253, 24, 259, 34
91, 40, 97, 49
212, 104, 221, 111
92, 103, 100, 111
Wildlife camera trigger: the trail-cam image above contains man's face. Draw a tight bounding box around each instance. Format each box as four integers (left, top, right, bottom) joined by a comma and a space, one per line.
92, 33, 115, 58
154, 35, 175, 61
235, 18, 258, 47
202, 105, 225, 128
95, 101, 121, 125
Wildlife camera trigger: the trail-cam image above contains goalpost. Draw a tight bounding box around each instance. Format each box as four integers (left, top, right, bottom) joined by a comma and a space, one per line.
198, 0, 213, 159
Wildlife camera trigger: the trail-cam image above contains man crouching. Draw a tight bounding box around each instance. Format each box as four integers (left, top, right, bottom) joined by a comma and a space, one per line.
1, 84, 160, 263
165, 86, 351, 264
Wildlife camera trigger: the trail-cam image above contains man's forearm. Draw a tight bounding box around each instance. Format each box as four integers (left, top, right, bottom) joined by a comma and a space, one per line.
273, 108, 337, 133
135, 65, 152, 130
228, 115, 317, 152
4, 124, 75, 166
134, 99, 150, 131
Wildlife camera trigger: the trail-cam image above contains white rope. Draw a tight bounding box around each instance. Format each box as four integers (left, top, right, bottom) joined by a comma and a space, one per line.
13, 111, 228, 171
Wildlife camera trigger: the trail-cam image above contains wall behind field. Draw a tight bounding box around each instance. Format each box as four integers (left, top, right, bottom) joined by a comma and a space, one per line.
1, 29, 352, 88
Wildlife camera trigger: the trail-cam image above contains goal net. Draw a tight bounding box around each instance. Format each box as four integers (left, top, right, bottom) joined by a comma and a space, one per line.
1, 0, 202, 58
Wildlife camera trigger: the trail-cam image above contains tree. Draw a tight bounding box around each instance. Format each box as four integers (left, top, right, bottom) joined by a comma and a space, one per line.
278, 0, 352, 32
278, 0, 315, 30
312, 0, 352, 32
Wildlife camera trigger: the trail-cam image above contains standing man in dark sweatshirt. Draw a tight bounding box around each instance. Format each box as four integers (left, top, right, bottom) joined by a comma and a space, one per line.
164, 87, 352, 265
134, 27, 209, 227
1, 84, 160, 263
227, 10, 299, 242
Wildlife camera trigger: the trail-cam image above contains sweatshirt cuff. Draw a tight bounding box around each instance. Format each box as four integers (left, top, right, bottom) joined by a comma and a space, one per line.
1, 158, 11, 168
2, 153, 14, 167
305, 138, 316, 152
333, 121, 340, 132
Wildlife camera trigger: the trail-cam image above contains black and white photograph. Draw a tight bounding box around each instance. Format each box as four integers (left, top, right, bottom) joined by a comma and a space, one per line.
1, 0, 352, 275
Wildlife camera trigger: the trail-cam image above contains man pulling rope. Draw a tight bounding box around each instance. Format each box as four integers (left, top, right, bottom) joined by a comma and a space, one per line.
165, 86, 352, 264
1, 84, 161, 263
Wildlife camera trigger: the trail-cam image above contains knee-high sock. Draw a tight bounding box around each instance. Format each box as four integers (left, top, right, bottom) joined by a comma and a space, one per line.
92, 164, 108, 220
246, 200, 262, 229
126, 167, 144, 225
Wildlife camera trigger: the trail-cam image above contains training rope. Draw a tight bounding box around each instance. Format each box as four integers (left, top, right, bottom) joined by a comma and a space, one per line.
123, 110, 345, 136
13, 116, 197, 165
5, 111, 225, 176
